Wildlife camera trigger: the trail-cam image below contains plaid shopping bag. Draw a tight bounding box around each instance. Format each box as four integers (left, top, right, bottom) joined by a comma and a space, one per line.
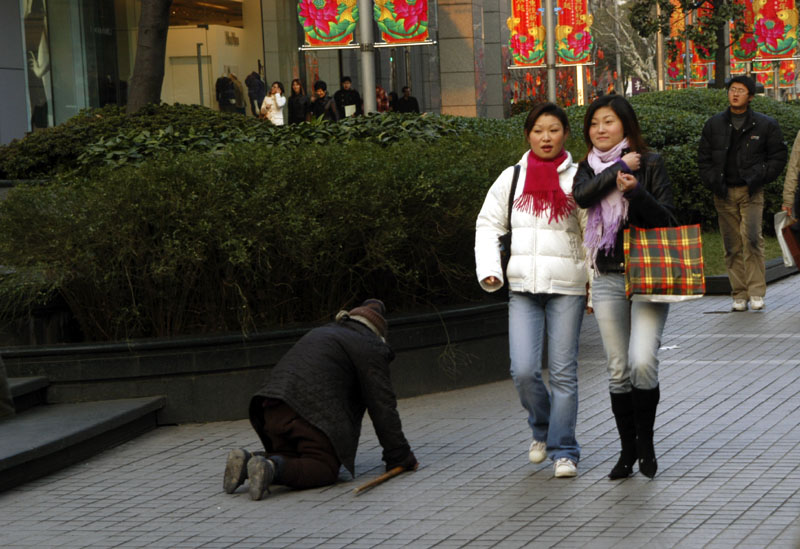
623, 224, 705, 300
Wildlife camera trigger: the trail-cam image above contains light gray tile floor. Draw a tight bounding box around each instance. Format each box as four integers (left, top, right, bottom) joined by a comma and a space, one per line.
1, 275, 799, 548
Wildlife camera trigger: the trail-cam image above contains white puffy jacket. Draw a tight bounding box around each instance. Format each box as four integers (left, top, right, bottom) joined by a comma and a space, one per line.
475, 150, 588, 295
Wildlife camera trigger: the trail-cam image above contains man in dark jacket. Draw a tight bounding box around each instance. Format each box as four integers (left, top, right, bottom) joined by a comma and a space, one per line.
698, 75, 787, 312
310, 80, 340, 122
333, 76, 363, 117
396, 86, 420, 113
223, 299, 417, 500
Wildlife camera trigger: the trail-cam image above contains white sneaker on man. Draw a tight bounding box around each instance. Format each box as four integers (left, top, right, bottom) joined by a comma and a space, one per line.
554, 458, 577, 478
528, 440, 547, 464
749, 296, 765, 310
732, 299, 747, 312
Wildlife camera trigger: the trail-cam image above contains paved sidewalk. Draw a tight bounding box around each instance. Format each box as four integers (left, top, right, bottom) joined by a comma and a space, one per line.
1, 275, 799, 548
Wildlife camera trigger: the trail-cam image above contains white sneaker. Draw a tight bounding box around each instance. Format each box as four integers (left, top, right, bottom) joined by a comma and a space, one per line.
554, 458, 577, 478
749, 296, 764, 310
528, 440, 547, 464
732, 299, 747, 312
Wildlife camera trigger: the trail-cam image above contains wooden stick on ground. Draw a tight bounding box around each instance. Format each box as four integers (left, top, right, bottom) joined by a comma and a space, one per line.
353, 466, 406, 495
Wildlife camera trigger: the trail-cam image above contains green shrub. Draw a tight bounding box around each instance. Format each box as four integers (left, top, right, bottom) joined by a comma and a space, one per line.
0, 104, 520, 179
1, 89, 794, 341
0, 134, 522, 340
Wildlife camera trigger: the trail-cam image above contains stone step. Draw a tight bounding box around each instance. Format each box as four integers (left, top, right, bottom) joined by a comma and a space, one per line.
8, 376, 49, 413
0, 396, 165, 492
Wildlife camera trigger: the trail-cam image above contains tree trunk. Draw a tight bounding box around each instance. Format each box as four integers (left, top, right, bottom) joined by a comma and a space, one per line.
713, 0, 728, 88
126, 0, 173, 114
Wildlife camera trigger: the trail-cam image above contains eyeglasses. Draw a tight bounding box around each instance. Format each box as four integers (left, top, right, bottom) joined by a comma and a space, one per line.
728, 87, 749, 96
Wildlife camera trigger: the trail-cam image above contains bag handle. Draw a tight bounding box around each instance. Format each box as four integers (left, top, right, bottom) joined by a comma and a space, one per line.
507, 165, 521, 229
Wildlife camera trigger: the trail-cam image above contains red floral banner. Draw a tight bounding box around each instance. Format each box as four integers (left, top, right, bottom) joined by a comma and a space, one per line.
690, 56, 712, 85
731, 0, 758, 61
754, 0, 798, 59
555, 0, 593, 64
298, 0, 358, 47
508, 0, 546, 66
693, 2, 716, 61
666, 0, 686, 84
374, 0, 428, 43
753, 59, 797, 85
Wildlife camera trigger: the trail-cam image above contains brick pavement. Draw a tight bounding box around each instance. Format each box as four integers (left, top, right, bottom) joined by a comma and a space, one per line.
1, 275, 799, 548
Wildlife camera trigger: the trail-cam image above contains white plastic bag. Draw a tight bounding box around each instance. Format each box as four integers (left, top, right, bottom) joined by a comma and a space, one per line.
775, 210, 796, 268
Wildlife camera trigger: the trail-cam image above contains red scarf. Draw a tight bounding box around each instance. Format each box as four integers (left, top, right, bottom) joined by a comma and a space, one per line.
513, 150, 574, 223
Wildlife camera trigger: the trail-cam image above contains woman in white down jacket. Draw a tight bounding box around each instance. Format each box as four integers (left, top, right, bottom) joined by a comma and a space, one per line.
261, 81, 286, 125
475, 102, 588, 478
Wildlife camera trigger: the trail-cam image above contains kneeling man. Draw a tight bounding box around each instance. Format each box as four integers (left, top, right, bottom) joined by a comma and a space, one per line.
223, 299, 417, 500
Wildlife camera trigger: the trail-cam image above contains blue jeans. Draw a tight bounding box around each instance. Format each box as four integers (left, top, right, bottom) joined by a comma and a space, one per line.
591, 273, 669, 393
508, 291, 585, 462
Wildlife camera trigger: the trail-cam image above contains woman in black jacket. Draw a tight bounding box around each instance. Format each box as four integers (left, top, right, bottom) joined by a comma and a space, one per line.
573, 94, 676, 480
287, 79, 310, 124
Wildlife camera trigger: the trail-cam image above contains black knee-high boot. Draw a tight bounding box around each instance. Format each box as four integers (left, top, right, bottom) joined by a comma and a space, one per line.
609, 392, 637, 479
631, 385, 660, 479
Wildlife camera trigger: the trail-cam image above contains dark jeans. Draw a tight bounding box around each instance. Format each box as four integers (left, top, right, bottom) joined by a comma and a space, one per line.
261, 399, 341, 489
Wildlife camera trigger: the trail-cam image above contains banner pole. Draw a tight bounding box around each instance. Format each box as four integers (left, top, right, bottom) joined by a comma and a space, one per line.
544, 0, 557, 102
358, 0, 377, 113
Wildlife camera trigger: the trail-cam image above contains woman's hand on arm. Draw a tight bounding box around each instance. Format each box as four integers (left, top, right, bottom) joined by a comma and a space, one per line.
620, 152, 641, 172
482, 276, 502, 288
616, 171, 638, 192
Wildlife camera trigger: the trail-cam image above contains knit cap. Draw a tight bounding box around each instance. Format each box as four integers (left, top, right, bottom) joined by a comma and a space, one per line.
340, 299, 388, 339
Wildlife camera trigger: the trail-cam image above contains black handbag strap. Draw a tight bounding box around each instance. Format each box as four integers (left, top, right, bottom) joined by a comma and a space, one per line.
507, 165, 521, 228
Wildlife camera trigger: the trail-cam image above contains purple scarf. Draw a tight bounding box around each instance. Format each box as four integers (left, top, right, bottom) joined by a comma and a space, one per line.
584, 139, 630, 271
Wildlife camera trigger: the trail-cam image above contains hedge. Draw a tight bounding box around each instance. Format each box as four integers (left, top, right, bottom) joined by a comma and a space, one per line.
0, 104, 519, 179
0, 89, 796, 340
0, 135, 523, 340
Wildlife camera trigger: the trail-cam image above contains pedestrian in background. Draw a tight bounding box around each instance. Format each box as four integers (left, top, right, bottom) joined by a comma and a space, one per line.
260, 81, 286, 125
698, 75, 787, 311
573, 94, 676, 480
310, 80, 339, 122
376, 85, 390, 113
475, 102, 588, 478
288, 79, 310, 124
782, 129, 800, 221
334, 76, 363, 118
396, 86, 420, 113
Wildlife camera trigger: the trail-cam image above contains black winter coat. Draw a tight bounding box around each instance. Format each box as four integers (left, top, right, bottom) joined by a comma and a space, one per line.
288, 94, 310, 124
310, 95, 339, 122
334, 88, 363, 117
573, 152, 677, 273
249, 319, 411, 476
697, 107, 787, 198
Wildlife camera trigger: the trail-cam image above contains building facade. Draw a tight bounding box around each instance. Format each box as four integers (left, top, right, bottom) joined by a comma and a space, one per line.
0, 0, 512, 145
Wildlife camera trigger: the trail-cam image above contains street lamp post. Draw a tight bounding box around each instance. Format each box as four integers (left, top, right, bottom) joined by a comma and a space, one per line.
544, 0, 557, 102
358, 0, 377, 113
